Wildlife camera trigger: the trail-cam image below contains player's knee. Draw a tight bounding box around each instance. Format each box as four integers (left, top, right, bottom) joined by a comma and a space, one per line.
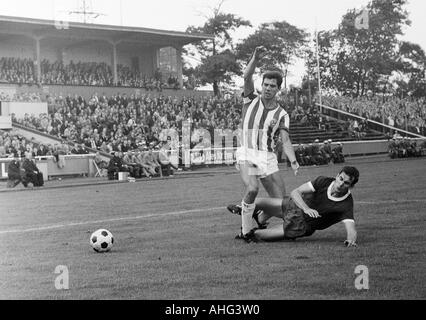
246, 186, 259, 198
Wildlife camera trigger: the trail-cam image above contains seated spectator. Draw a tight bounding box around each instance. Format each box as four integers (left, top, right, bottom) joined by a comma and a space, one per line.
0, 144, 6, 158
319, 140, 332, 164
295, 144, 307, 167
21, 152, 44, 187
7, 157, 24, 188
407, 139, 422, 157
331, 142, 345, 164
145, 147, 162, 176
107, 151, 128, 180
122, 151, 139, 178
310, 139, 326, 165
291, 106, 305, 122
157, 143, 178, 176
133, 150, 152, 178
136, 147, 159, 178
94, 151, 109, 169
388, 138, 398, 159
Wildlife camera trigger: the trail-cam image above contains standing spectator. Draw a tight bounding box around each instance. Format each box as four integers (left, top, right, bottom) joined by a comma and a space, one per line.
37, 144, 49, 157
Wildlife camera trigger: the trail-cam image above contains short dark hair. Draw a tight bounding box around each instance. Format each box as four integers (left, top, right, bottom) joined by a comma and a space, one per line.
262, 71, 283, 88
340, 166, 360, 187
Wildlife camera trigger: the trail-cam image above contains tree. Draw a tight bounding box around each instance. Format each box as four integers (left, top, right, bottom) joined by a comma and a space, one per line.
394, 41, 426, 97
195, 49, 241, 90
309, 0, 411, 96
185, 1, 251, 96
236, 21, 309, 90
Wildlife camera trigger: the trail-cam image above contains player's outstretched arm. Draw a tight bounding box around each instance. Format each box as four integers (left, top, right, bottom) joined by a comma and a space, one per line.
280, 129, 299, 175
290, 183, 320, 218
343, 220, 357, 247
244, 46, 265, 96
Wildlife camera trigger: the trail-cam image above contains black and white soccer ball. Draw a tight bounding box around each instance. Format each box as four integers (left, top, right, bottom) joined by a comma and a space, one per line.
90, 229, 114, 253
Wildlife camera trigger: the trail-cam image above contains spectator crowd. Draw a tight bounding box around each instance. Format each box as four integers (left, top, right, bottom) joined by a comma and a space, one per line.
293, 139, 345, 167
3, 88, 426, 188
0, 57, 175, 90
1, 129, 179, 185
388, 133, 425, 159
323, 95, 426, 136
11, 92, 243, 155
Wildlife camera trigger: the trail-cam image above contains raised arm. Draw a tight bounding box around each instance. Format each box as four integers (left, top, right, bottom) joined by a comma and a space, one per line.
244, 46, 266, 97
290, 182, 320, 218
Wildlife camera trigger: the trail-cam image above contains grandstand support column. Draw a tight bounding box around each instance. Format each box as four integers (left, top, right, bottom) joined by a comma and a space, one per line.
33, 37, 42, 84
153, 48, 159, 75
176, 46, 183, 89
110, 42, 118, 86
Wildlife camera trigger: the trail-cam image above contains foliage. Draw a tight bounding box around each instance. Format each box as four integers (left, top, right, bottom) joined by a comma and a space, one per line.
307, 0, 415, 97
236, 21, 309, 88
185, 3, 251, 96
394, 41, 426, 97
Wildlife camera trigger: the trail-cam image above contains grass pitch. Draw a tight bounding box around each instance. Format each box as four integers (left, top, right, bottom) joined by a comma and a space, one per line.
0, 157, 425, 300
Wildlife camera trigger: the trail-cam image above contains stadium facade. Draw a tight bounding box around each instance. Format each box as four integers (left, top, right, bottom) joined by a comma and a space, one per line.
0, 15, 213, 88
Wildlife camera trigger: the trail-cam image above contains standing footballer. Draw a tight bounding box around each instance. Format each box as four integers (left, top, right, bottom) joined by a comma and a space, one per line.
234, 46, 299, 242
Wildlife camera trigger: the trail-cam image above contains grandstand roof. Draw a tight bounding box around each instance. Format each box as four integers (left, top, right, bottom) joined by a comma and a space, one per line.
0, 15, 213, 47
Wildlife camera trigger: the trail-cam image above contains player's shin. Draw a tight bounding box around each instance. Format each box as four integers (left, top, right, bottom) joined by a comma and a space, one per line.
241, 201, 255, 235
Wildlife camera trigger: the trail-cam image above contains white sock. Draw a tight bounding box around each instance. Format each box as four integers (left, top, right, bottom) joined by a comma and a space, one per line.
241, 201, 255, 235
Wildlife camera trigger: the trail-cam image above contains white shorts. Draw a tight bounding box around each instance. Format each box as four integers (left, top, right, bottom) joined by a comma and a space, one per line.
235, 147, 279, 178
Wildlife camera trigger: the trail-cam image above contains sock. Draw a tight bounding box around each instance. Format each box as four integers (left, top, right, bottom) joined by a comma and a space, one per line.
241, 201, 255, 235
257, 211, 268, 225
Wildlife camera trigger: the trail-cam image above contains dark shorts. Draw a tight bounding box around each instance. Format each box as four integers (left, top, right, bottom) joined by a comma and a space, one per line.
282, 199, 315, 239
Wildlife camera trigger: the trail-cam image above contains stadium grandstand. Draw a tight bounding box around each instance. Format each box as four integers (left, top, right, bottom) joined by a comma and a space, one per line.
0, 15, 212, 89
1, 15, 425, 184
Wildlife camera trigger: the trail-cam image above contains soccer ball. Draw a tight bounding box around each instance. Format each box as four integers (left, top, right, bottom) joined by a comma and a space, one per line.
90, 229, 114, 253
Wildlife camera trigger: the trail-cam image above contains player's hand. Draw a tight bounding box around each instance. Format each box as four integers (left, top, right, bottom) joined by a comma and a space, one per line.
253, 46, 267, 60
344, 240, 358, 248
291, 161, 300, 176
304, 208, 321, 218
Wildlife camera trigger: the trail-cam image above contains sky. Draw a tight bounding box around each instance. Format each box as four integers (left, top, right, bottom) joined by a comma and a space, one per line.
1, 0, 425, 87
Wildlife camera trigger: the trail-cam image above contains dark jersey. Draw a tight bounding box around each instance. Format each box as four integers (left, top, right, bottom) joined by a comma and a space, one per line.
303, 176, 354, 231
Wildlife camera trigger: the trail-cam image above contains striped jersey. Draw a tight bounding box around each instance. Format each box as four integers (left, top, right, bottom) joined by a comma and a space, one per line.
240, 93, 290, 152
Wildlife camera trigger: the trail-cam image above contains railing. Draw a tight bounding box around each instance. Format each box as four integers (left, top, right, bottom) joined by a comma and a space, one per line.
3, 138, 426, 181
11, 122, 112, 161
1, 154, 96, 180
317, 103, 426, 139
0, 83, 213, 101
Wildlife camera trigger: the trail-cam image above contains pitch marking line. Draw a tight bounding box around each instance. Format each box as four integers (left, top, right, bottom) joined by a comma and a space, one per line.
1, 199, 425, 235
0, 206, 224, 235
358, 199, 426, 205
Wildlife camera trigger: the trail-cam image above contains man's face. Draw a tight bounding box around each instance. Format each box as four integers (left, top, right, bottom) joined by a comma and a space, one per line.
261, 78, 280, 100
334, 172, 354, 194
